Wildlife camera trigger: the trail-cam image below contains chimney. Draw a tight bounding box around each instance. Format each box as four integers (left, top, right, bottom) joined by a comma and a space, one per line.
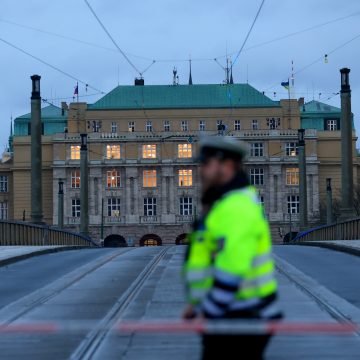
298, 97, 305, 107
61, 102, 68, 116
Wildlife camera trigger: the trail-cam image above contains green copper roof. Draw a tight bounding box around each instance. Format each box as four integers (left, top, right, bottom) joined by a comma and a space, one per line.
16, 104, 67, 121
300, 100, 341, 113
88, 84, 279, 110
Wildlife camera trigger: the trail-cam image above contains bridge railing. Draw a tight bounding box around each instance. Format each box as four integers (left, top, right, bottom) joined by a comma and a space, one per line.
294, 217, 360, 242
0, 220, 96, 247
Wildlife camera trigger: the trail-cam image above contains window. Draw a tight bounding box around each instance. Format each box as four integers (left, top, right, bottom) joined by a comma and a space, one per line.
179, 169, 193, 186
111, 122, 117, 133
143, 170, 157, 187
287, 195, 299, 214
71, 170, 80, 188
180, 197, 193, 215
70, 145, 81, 160
146, 121, 152, 132
181, 120, 188, 132
93, 121, 101, 133
164, 120, 170, 132
326, 119, 338, 131
250, 168, 264, 186
286, 168, 299, 186
252, 119, 259, 130
142, 144, 157, 159
144, 197, 157, 216
107, 170, 121, 188
199, 120, 206, 131
285, 142, 298, 157
71, 199, 81, 217
128, 121, 135, 132
267, 117, 280, 129
107, 198, 121, 217
259, 195, 264, 206
0, 176, 8, 192
0, 202, 8, 220
250, 143, 264, 157
234, 120, 241, 131
178, 144, 192, 158
106, 145, 121, 159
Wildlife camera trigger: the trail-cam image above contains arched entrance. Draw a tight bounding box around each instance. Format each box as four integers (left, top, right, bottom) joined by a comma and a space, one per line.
140, 234, 162, 247
104, 234, 127, 247
176, 233, 188, 245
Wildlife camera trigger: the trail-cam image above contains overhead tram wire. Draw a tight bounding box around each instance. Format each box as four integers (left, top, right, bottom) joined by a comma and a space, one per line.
264, 32, 360, 92
83, 0, 142, 76
232, 0, 266, 67
0, 37, 104, 94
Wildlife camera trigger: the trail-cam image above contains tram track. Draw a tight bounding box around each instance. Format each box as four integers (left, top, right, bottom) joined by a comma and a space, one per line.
69, 246, 169, 360
0, 248, 133, 325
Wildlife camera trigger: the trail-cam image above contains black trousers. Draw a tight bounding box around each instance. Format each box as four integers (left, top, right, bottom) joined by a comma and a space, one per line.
201, 334, 271, 360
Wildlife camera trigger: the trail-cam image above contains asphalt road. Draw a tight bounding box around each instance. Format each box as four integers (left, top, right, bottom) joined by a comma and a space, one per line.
274, 245, 360, 308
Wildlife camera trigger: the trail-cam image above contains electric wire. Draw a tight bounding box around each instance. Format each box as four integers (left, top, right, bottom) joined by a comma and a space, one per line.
83, 0, 142, 76
232, 0, 266, 66
0, 37, 104, 94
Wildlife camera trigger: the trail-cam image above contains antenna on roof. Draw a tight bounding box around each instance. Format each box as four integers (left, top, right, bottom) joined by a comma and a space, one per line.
173, 67, 179, 86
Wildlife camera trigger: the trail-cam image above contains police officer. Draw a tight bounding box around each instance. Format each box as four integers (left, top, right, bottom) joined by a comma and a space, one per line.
183, 136, 282, 360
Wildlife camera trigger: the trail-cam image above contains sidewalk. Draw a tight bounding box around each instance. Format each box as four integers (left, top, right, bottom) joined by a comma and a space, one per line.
299, 240, 360, 256
0, 245, 87, 267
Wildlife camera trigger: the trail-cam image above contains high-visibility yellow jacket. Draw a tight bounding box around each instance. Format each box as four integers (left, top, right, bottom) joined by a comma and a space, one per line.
184, 186, 280, 319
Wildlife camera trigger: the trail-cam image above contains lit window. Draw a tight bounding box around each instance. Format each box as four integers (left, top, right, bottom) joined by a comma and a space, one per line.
144, 197, 157, 216
107, 170, 121, 188
71, 170, 80, 188
179, 169, 193, 186
142, 144, 157, 159
0, 202, 8, 220
285, 142, 298, 157
164, 120, 170, 132
234, 120, 241, 131
250, 168, 264, 186
250, 143, 264, 157
71, 199, 81, 217
70, 145, 80, 160
180, 197, 193, 215
107, 198, 121, 217
106, 145, 121, 159
146, 121, 152, 132
0, 176, 8, 192
111, 122, 117, 133
286, 168, 299, 186
327, 119, 338, 131
252, 119, 259, 130
181, 120, 188, 132
128, 121, 135, 132
143, 170, 157, 187
178, 144, 192, 158
199, 120, 206, 131
287, 195, 299, 214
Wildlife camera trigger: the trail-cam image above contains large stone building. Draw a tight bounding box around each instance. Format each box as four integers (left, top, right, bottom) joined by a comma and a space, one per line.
2, 82, 359, 245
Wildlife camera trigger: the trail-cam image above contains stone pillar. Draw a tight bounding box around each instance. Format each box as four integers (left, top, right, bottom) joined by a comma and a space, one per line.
30, 75, 43, 224
339, 68, 355, 219
298, 129, 308, 230
58, 180, 64, 229
80, 134, 89, 236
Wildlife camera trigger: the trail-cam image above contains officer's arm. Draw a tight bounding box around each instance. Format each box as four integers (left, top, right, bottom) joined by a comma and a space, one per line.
202, 201, 258, 318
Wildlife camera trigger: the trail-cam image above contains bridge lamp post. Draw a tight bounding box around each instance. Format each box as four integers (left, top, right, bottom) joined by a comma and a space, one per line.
58, 180, 64, 229
298, 129, 308, 230
80, 134, 89, 236
326, 178, 333, 225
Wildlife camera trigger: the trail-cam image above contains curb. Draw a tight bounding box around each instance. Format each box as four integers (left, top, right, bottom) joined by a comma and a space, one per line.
0, 246, 93, 268
294, 241, 360, 257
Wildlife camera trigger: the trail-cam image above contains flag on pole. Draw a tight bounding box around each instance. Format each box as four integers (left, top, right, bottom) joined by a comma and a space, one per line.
74, 83, 79, 96
281, 81, 290, 90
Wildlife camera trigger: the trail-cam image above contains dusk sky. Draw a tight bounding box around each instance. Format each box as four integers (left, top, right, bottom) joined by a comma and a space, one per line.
1, 0, 360, 150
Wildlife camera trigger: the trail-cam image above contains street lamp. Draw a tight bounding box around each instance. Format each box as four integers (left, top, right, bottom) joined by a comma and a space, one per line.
298, 128, 305, 145
326, 178, 333, 225
58, 180, 64, 194
80, 133, 88, 150
31, 75, 41, 99
340, 68, 350, 92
